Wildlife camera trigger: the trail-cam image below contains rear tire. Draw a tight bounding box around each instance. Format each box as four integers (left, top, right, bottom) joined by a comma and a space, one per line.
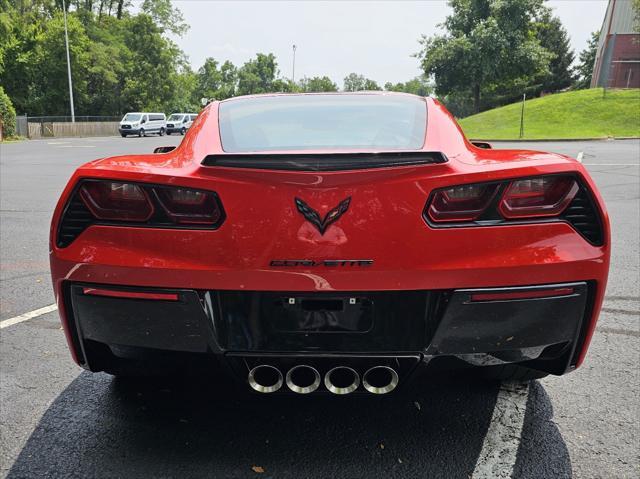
482, 364, 548, 382
159, 127, 165, 136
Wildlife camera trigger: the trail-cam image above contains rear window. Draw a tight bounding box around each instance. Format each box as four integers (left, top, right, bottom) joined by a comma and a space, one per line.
218, 94, 427, 152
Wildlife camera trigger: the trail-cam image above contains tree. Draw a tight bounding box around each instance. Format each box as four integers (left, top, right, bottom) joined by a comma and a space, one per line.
634, 0, 640, 32
0, 0, 195, 116
298, 76, 338, 92
167, 66, 198, 113
141, 0, 188, 36
195, 57, 238, 101
534, 11, 575, 93
120, 14, 184, 111
0, 85, 17, 137
28, 12, 91, 115
384, 75, 433, 96
574, 31, 599, 90
343, 73, 381, 91
417, 0, 551, 113
237, 53, 288, 95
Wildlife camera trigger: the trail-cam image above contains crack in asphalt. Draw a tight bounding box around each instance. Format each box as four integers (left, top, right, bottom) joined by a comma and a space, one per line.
597, 327, 640, 338
601, 307, 640, 316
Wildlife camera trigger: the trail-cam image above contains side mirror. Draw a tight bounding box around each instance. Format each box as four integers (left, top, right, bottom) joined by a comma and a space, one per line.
141, 118, 147, 124
154, 146, 176, 154
471, 141, 492, 149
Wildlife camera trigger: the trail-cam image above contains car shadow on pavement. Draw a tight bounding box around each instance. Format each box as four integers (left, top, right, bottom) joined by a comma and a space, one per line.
7, 372, 571, 478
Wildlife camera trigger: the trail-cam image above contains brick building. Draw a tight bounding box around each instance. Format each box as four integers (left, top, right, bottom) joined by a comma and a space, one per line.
591, 0, 640, 88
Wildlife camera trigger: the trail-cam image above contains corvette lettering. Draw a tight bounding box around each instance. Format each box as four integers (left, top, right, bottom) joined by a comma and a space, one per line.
270, 259, 373, 267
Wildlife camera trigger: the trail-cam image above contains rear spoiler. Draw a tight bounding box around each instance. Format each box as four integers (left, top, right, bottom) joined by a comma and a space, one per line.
201, 151, 448, 171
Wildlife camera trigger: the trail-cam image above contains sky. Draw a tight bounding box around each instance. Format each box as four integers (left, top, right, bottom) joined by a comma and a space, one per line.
159, 0, 608, 87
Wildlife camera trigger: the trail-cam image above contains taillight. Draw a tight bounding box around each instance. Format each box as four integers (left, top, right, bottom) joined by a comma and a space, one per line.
79, 181, 154, 221
427, 183, 499, 222
154, 187, 223, 225
499, 176, 578, 219
57, 179, 225, 247
424, 175, 599, 242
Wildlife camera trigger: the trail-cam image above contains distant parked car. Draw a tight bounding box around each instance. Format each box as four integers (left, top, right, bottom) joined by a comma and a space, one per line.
119, 112, 166, 137
166, 113, 197, 135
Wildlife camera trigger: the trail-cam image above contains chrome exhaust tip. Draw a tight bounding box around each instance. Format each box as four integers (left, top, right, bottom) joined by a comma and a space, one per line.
248, 365, 283, 393
324, 366, 360, 395
362, 366, 399, 394
286, 365, 321, 394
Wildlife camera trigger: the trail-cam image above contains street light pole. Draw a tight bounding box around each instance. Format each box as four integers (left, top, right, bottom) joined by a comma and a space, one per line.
292, 44, 297, 84
62, 0, 75, 122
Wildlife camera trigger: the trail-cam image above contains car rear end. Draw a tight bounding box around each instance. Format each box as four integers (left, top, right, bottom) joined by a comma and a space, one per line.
50, 94, 610, 395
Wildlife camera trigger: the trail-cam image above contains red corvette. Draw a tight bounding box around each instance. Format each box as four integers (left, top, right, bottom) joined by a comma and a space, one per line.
50, 93, 610, 395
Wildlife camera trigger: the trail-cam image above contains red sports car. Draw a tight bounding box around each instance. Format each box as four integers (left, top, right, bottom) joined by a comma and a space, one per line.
50, 93, 610, 395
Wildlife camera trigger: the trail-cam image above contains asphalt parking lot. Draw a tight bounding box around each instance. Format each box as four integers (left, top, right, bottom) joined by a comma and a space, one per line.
0, 136, 638, 478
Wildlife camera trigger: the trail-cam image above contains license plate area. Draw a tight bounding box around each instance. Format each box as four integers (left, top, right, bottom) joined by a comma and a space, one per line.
211, 290, 433, 352
275, 296, 373, 333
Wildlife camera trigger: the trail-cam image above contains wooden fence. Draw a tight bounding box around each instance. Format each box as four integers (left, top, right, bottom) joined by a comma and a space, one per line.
27, 121, 119, 138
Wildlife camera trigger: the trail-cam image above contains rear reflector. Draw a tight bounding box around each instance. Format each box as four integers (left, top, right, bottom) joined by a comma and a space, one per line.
82, 287, 179, 301
470, 287, 575, 302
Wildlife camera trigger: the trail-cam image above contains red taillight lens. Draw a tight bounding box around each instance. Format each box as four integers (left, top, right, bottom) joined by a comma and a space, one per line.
427, 183, 499, 222
499, 176, 578, 219
470, 287, 575, 302
154, 187, 222, 225
82, 287, 179, 301
79, 181, 153, 221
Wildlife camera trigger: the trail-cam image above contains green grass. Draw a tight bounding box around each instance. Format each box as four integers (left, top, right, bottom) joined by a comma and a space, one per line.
459, 88, 640, 140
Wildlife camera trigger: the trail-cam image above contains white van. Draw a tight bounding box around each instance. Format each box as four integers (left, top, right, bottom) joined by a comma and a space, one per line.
166, 113, 198, 135
119, 112, 167, 137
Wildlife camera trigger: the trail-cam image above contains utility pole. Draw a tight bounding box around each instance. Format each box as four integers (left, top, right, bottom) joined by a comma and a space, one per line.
292, 44, 297, 84
62, 0, 75, 122
519, 93, 526, 139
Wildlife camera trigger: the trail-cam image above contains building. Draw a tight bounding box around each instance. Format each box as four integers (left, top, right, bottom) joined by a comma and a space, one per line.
591, 0, 640, 88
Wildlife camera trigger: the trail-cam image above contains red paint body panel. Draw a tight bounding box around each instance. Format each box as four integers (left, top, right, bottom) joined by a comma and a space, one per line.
49, 95, 610, 370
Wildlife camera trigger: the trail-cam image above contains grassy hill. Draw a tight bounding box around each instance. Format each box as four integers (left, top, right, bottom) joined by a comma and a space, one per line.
459, 88, 640, 140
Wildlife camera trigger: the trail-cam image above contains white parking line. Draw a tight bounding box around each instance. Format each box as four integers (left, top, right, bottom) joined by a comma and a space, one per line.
576, 151, 583, 163
0, 304, 58, 329
472, 382, 530, 478
57, 145, 96, 148
583, 163, 639, 166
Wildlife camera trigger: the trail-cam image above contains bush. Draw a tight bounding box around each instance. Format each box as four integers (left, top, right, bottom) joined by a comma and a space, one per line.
0, 86, 17, 138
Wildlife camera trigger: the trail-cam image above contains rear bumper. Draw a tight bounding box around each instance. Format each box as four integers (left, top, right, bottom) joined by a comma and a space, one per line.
61, 281, 593, 378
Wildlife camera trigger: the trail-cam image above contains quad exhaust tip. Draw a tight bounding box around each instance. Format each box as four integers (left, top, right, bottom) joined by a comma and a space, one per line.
324, 366, 360, 395
286, 365, 321, 394
362, 366, 399, 394
248, 365, 283, 393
